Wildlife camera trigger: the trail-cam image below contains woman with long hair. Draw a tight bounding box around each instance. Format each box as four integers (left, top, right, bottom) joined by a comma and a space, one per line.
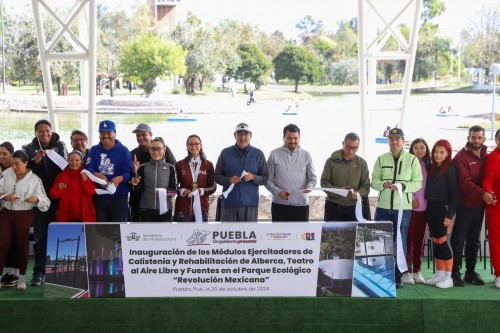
175, 135, 216, 222
402, 138, 431, 285
424, 140, 459, 288
0, 150, 50, 291
131, 137, 177, 222
49, 150, 96, 222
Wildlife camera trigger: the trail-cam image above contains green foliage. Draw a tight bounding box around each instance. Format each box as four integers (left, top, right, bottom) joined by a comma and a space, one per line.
422, 0, 446, 22
236, 43, 271, 89
120, 34, 187, 96
460, 5, 500, 74
171, 13, 241, 94
273, 45, 322, 92
326, 58, 358, 85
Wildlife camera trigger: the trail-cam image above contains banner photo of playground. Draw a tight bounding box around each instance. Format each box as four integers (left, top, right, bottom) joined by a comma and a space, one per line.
44, 222, 395, 298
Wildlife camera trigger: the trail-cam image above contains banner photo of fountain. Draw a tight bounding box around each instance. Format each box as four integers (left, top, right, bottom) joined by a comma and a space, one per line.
44, 222, 395, 298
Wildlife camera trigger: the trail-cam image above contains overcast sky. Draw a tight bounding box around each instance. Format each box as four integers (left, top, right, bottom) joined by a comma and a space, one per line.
7, 0, 500, 43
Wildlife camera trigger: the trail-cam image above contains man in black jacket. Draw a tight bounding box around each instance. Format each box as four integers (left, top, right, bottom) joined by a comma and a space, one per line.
22, 119, 68, 286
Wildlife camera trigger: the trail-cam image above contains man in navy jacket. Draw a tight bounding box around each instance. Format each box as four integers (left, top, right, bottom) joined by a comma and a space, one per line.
215, 123, 268, 221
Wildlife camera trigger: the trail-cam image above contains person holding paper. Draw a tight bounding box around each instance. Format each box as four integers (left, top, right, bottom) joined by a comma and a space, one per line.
175, 135, 216, 222
0, 150, 50, 291
85, 120, 132, 222
265, 124, 317, 222
49, 150, 96, 222
215, 123, 268, 222
320, 132, 370, 221
129, 123, 176, 222
424, 140, 459, 289
371, 127, 422, 289
22, 119, 67, 286
131, 137, 177, 222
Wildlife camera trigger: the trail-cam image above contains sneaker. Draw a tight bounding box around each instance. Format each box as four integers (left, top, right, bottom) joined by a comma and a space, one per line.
1, 273, 18, 287
425, 274, 443, 286
395, 277, 404, 288
16, 280, 26, 291
464, 271, 485, 285
30, 274, 44, 286
451, 272, 465, 287
436, 277, 454, 289
495, 276, 500, 289
413, 272, 426, 284
402, 272, 415, 285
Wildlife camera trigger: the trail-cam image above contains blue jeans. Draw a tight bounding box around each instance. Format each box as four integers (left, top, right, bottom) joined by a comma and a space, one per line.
374, 208, 411, 278
94, 196, 128, 222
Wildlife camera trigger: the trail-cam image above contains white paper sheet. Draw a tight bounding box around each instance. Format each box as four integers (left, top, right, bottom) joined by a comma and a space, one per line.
222, 170, 248, 199
309, 187, 366, 222
81, 169, 117, 195
189, 190, 203, 223
157, 188, 168, 215
45, 149, 68, 170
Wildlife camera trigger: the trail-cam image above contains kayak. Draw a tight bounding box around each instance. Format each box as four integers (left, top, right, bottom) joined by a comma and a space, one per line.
168, 117, 197, 122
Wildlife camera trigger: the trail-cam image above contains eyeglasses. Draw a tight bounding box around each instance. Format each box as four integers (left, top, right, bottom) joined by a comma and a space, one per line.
343, 143, 359, 151
188, 143, 201, 147
149, 147, 164, 152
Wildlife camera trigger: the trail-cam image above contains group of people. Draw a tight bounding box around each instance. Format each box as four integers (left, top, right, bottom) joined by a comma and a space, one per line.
0, 119, 499, 292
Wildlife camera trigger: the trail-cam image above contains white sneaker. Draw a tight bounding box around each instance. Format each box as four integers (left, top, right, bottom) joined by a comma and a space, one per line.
16, 280, 26, 291
402, 272, 415, 285
436, 277, 453, 289
495, 276, 500, 289
425, 274, 443, 286
413, 272, 425, 284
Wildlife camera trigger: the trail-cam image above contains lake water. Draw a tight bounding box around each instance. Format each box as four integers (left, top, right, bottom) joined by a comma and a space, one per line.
1, 92, 498, 196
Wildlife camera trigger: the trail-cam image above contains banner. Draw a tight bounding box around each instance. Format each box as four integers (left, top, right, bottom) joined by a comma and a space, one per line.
44, 222, 395, 299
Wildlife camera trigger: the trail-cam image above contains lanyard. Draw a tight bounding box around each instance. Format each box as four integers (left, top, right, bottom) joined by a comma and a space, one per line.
189, 157, 202, 188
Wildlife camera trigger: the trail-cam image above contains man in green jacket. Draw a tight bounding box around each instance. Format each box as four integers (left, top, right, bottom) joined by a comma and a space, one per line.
321, 132, 371, 221
371, 128, 422, 288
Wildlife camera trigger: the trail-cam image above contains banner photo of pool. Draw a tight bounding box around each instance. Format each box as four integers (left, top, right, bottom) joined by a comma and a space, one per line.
44, 222, 395, 298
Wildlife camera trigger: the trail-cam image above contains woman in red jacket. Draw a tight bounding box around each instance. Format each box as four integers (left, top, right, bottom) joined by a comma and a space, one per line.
50, 150, 96, 222
175, 135, 216, 222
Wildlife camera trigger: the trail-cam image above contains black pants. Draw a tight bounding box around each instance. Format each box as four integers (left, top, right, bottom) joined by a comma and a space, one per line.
450, 205, 484, 273
140, 209, 172, 222
324, 198, 371, 222
271, 203, 309, 222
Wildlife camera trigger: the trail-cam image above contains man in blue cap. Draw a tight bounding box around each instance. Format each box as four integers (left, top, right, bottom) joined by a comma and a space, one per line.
85, 120, 132, 222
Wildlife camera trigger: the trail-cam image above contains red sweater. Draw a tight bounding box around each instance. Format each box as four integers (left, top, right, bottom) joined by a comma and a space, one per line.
50, 167, 96, 222
175, 159, 216, 214
452, 144, 488, 208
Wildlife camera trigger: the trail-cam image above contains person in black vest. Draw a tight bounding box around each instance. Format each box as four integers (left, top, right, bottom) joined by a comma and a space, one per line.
129, 124, 176, 222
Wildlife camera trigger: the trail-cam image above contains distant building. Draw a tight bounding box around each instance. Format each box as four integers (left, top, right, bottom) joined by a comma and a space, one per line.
149, 0, 180, 30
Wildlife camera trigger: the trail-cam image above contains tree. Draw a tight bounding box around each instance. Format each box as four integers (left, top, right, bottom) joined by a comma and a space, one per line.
5, 8, 40, 86
460, 5, 500, 75
119, 34, 187, 96
296, 15, 325, 42
273, 45, 322, 92
422, 0, 446, 23
326, 58, 358, 85
235, 43, 271, 89
414, 23, 451, 81
171, 13, 240, 94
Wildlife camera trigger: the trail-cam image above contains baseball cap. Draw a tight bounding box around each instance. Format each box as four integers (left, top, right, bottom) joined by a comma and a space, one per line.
98, 120, 116, 132
234, 123, 252, 134
388, 128, 404, 139
132, 123, 152, 134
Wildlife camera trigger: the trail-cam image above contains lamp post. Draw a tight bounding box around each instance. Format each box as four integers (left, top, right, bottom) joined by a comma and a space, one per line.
490, 64, 500, 140
1, 0, 6, 94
